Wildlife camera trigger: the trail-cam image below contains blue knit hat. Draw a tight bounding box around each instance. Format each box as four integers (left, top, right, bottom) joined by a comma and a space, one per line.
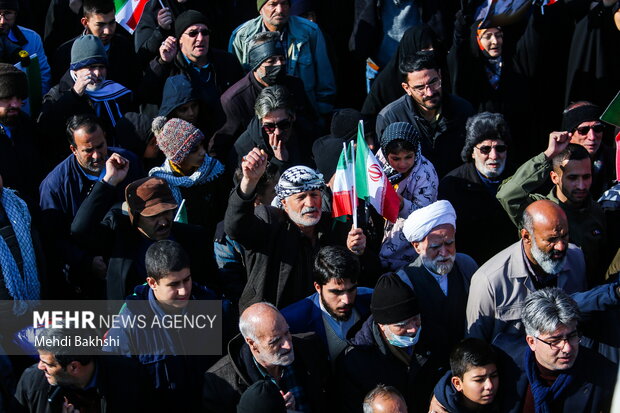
70, 35, 108, 71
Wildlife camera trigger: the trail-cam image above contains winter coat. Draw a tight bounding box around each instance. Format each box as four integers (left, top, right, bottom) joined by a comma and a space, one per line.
229, 15, 336, 115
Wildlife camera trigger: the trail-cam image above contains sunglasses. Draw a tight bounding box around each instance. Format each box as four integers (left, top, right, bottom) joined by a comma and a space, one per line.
262, 119, 292, 133
475, 144, 507, 155
574, 124, 604, 135
184, 28, 211, 38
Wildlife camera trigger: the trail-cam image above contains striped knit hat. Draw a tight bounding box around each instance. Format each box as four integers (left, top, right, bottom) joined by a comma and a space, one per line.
156, 118, 204, 165
380, 122, 420, 152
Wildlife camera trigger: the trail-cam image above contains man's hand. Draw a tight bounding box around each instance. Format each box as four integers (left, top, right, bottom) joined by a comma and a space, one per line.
62, 397, 81, 413
240, 148, 268, 196
281, 391, 296, 411
159, 36, 177, 63
543, 131, 571, 160
157, 7, 173, 30
346, 227, 366, 256
428, 395, 449, 413
269, 131, 289, 162
102, 153, 129, 187
91, 256, 107, 280
72, 70, 94, 96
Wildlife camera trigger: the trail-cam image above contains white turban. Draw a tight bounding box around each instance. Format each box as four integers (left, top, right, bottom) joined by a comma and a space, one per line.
403, 200, 456, 242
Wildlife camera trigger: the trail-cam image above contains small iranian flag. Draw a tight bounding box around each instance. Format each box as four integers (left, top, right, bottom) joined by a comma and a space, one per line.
354, 122, 400, 223
114, 0, 150, 34
332, 142, 356, 219
174, 199, 188, 224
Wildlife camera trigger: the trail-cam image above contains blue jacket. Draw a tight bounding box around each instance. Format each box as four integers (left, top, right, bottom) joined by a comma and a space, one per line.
103, 282, 218, 410
281, 287, 373, 347
229, 15, 336, 115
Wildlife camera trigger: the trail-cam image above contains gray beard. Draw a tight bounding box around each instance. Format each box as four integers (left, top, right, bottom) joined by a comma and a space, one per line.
531, 239, 567, 275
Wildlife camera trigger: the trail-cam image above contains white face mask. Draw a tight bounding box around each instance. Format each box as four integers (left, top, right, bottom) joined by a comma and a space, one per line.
385, 326, 422, 348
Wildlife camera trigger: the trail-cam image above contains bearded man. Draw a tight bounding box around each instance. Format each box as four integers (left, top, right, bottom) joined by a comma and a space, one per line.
397, 200, 478, 349
224, 148, 367, 312
281, 246, 373, 361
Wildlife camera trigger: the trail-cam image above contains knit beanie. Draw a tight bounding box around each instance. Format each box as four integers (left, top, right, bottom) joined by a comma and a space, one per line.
257, 0, 268, 11
175, 10, 209, 39
461, 112, 511, 162
237, 380, 287, 413
380, 122, 420, 152
0, 63, 27, 99
70, 35, 108, 71
561, 104, 603, 133
0, 0, 18, 10
156, 118, 204, 165
371, 273, 420, 324
330, 108, 362, 141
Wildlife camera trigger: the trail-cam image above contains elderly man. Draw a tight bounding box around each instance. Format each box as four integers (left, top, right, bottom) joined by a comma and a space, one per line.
229, 0, 336, 116
203, 302, 329, 412
71, 168, 216, 299
496, 288, 616, 413
497, 130, 609, 285
363, 384, 409, 413
562, 101, 614, 198
225, 148, 366, 311
466, 199, 620, 342
376, 52, 474, 178
230, 84, 317, 175
211, 31, 314, 160
144, 10, 243, 133
439, 112, 517, 265
337, 273, 448, 413
282, 246, 373, 361
398, 200, 478, 349
39, 114, 141, 298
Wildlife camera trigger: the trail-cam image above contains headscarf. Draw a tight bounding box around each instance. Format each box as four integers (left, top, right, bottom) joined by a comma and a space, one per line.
274, 165, 325, 208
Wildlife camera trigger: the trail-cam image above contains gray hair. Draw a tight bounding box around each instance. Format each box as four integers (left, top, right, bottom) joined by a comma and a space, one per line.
362, 384, 405, 413
250, 31, 282, 48
522, 288, 581, 337
522, 208, 534, 233
254, 85, 294, 119
239, 301, 280, 342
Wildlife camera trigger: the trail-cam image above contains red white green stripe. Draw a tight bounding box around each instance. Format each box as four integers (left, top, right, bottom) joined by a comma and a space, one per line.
332, 142, 355, 219
114, 0, 150, 33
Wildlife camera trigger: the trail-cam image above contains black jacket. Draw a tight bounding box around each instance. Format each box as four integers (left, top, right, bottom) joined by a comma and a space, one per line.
14, 356, 156, 413
70, 180, 217, 299
336, 315, 449, 413
203, 332, 330, 413
376, 93, 474, 178
438, 162, 518, 265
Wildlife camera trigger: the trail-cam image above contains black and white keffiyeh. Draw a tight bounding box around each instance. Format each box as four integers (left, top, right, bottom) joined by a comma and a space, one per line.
273, 166, 325, 208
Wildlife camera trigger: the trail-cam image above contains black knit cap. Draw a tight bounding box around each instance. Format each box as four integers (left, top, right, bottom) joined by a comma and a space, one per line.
237, 380, 287, 413
371, 273, 420, 324
561, 104, 602, 133
312, 136, 344, 183
175, 10, 210, 40
0, 63, 27, 100
330, 108, 362, 141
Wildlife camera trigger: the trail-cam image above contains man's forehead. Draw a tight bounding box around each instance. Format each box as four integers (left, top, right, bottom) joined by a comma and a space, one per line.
426, 223, 455, 239
324, 278, 355, 289
408, 69, 439, 83
559, 157, 592, 174
87, 11, 115, 22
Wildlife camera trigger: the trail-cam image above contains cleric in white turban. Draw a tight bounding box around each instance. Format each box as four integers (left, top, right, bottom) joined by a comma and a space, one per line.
402, 200, 457, 242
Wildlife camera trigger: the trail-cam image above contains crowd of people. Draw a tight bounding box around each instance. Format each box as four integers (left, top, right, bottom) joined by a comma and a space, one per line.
0, 0, 619, 411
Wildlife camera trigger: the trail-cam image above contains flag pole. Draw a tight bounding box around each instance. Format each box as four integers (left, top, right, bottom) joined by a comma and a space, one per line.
351, 123, 360, 229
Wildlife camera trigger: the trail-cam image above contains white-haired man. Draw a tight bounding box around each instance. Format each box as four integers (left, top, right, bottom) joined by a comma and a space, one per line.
398, 200, 478, 350
202, 302, 329, 412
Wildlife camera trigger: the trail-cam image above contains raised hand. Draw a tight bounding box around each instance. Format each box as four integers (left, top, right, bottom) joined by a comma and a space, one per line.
159, 36, 178, 63
240, 148, 268, 196
543, 131, 571, 159
102, 153, 130, 187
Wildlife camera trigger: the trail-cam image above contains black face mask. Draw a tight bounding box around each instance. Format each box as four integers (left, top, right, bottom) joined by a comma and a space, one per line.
261, 64, 286, 85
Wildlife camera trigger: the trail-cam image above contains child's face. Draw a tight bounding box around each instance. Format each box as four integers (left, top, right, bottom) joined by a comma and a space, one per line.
387, 150, 416, 175
452, 364, 499, 406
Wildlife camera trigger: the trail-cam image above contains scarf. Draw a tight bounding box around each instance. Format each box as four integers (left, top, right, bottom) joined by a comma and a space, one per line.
148, 156, 224, 204
69, 74, 132, 127
0, 188, 40, 315
523, 347, 574, 413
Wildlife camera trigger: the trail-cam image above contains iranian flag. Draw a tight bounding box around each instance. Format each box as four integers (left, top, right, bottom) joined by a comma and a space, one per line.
115, 0, 150, 34
354, 122, 400, 223
332, 142, 356, 219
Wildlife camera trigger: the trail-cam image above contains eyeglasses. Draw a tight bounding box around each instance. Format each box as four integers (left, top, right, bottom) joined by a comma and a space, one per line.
409, 78, 441, 95
475, 144, 508, 155
535, 330, 581, 350
184, 28, 211, 38
262, 119, 291, 133
574, 124, 604, 135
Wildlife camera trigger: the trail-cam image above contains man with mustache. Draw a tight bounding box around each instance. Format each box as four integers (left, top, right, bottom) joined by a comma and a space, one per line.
281, 246, 373, 361
398, 200, 478, 351
439, 112, 517, 265
203, 302, 330, 412
39, 113, 141, 298
376, 52, 474, 178
466, 200, 597, 343
226, 148, 366, 312
497, 130, 609, 286
70, 173, 217, 300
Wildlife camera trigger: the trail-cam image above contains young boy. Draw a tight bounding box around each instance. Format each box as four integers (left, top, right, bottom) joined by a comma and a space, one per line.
431, 338, 499, 412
